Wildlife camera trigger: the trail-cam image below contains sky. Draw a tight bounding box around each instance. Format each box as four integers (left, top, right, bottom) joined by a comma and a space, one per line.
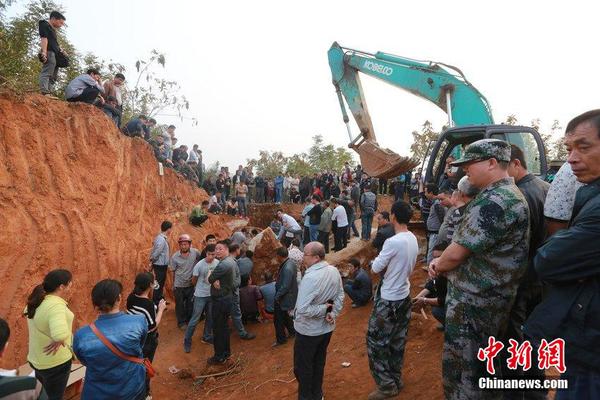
7, 1, 600, 168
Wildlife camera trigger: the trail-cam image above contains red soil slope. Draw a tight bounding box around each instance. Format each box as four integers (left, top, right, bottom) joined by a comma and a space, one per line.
0, 92, 231, 367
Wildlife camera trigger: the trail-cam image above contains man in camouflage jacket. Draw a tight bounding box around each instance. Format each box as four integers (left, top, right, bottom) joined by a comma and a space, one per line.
429, 139, 530, 400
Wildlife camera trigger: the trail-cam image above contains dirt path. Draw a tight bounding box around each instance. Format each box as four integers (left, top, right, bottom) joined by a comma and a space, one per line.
150, 233, 444, 400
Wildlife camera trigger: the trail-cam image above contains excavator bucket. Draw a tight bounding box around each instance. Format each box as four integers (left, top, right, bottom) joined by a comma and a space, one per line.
354, 140, 420, 179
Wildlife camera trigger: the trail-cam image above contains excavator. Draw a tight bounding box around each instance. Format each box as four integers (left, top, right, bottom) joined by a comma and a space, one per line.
327, 42, 548, 183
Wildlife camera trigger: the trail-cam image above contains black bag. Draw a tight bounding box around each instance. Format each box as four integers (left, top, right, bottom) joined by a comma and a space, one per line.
55, 51, 70, 68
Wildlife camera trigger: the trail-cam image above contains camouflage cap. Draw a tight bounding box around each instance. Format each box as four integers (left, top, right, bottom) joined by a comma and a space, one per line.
450, 139, 511, 166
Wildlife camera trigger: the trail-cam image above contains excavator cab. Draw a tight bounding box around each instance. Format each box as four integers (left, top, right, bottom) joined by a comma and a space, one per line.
425, 125, 548, 185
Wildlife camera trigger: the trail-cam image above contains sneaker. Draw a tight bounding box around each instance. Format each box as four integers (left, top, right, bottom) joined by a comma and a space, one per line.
207, 356, 226, 365
367, 389, 399, 400
271, 341, 286, 348
240, 332, 256, 340
351, 303, 359, 308
201, 337, 214, 345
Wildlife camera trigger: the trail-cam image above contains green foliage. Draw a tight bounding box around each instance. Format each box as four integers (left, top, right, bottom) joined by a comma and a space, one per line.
246, 135, 355, 178
125, 50, 192, 123
247, 150, 288, 179
409, 120, 440, 164
307, 135, 354, 172
0, 0, 80, 94
502, 115, 567, 162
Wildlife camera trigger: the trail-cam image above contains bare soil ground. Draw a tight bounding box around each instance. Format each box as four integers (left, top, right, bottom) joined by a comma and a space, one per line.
151, 201, 444, 400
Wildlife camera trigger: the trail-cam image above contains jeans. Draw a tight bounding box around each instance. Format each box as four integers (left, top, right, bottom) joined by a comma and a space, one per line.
152, 265, 167, 305
294, 332, 333, 400
555, 368, 600, 400
212, 295, 233, 360
231, 291, 248, 337
303, 226, 311, 246
237, 196, 247, 217
344, 282, 370, 306
143, 331, 159, 395
255, 188, 265, 203
184, 296, 213, 348
361, 212, 374, 240
274, 302, 295, 344
279, 228, 304, 251
67, 86, 101, 104
426, 232, 438, 264
431, 306, 446, 325
317, 230, 330, 253
174, 286, 194, 326
32, 359, 72, 400
333, 225, 348, 251
39, 50, 58, 94
308, 224, 319, 242
275, 186, 283, 202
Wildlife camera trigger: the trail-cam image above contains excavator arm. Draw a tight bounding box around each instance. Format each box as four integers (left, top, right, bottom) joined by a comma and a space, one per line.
328, 42, 494, 178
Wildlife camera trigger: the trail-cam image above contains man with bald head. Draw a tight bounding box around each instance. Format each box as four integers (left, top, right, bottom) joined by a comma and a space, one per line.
293, 241, 344, 400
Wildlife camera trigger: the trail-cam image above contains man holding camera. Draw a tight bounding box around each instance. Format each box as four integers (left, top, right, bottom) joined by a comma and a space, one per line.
293, 241, 344, 400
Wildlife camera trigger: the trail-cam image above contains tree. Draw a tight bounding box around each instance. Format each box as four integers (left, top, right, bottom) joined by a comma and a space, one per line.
124, 50, 192, 123
409, 121, 440, 164
0, 2, 194, 125
247, 150, 288, 179
307, 134, 354, 172
549, 120, 568, 161
286, 153, 314, 177
0, 0, 80, 93
246, 135, 356, 178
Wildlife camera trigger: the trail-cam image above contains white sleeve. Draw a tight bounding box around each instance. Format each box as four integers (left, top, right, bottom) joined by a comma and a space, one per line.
372, 238, 395, 273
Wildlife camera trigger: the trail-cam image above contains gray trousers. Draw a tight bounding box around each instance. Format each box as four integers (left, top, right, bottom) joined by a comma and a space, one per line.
40, 51, 58, 94
231, 291, 248, 337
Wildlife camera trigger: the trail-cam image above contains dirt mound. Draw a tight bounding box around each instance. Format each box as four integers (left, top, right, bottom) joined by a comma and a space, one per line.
0, 92, 231, 367
247, 227, 283, 284
248, 202, 304, 229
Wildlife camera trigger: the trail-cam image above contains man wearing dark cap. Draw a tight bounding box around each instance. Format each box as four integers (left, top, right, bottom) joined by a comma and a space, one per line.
429, 139, 530, 400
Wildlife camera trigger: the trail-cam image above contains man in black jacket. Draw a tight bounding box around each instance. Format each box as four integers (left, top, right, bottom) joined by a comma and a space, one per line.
372, 211, 395, 253
272, 247, 298, 347
207, 241, 236, 365
524, 110, 600, 399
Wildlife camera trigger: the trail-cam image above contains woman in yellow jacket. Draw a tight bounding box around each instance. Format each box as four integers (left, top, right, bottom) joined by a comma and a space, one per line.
25, 269, 74, 400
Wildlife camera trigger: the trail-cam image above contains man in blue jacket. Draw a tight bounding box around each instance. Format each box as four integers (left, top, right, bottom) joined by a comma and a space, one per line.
524, 109, 600, 399
274, 173, 284, 203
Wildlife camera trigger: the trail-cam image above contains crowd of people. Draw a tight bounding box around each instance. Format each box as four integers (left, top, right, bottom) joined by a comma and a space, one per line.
37, 11, 205, 189
0, 9, 592, 400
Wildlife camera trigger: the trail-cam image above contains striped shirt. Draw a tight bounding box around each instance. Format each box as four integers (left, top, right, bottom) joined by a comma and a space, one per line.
126, 293, 157, 331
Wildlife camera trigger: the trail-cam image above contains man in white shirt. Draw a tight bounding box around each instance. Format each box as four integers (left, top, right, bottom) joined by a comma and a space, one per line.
293, 241, 344, 400
330, 198, 348, 251
276, 209, 303, 247
367, 201, 418, 400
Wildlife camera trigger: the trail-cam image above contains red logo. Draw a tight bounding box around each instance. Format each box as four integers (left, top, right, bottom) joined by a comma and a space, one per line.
506, 339, 533, 371
538, 338, 566, 373
477, 336, 504, 375
477, 337, 566, 374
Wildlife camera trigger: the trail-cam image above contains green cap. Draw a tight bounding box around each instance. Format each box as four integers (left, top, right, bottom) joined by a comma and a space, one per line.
451, 139, 511, 166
